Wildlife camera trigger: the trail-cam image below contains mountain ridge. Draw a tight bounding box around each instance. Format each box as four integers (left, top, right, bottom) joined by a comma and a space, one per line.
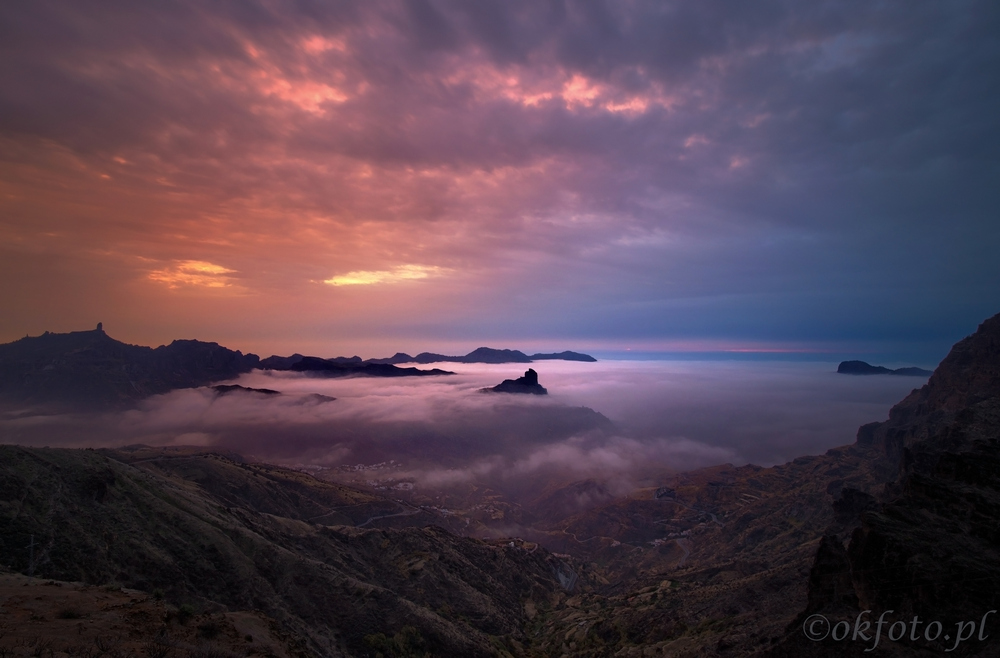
0, 326, 595, 410
0, 324, 260, 410
364, 347, 596, 365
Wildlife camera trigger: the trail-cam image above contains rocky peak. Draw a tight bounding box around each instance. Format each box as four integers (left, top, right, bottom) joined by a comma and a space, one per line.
483, 368, 548, 395
856, 311, 1000, 460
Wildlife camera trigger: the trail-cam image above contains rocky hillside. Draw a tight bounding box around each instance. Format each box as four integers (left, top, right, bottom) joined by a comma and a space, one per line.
0, 572, 306, 657
766, 313, 1000, 657
856, 312, 1000, 462
0, 445, 579, 657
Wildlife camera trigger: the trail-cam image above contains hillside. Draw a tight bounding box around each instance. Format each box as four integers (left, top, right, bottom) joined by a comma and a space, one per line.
0, 445, 580, 657
0, 573, 305, 657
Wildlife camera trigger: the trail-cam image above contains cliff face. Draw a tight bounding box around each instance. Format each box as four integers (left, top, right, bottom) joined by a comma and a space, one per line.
850, 401, 1000, 617
857, 313, 1000, 463
769, 313, 1000, 657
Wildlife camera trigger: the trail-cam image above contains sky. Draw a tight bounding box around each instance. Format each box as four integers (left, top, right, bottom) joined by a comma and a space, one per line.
1, 1, 998, 360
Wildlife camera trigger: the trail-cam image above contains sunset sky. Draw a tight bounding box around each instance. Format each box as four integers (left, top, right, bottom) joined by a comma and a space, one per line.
1, 1, 998, 360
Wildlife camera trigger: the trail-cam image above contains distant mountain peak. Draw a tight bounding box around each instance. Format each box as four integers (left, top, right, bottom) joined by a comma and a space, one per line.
463, 347, 532, 363
0, 327, 260, 410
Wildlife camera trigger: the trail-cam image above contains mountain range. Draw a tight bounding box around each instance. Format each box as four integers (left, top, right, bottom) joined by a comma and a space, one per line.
0, 324, 260, 410
1, 314, 999, 655
366, 348, 597, 365
0, 326, 594, 411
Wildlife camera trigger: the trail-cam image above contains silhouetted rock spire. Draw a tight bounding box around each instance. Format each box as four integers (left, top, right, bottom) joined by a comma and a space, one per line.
483, 368, 548, 395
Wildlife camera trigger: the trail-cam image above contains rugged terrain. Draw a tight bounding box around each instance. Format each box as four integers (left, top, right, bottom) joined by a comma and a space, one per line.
0, 445, 581, 657
1, 313, 999, 656
0, 573, 304, 657
523, 314, 1000, 657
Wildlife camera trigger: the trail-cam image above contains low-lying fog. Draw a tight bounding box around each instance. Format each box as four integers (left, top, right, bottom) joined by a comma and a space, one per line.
1, 360, 924, 496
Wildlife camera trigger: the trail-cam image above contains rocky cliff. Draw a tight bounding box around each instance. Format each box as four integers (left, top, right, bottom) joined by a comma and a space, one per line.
768, 312, 1000, 657
856, 312, 1000, 463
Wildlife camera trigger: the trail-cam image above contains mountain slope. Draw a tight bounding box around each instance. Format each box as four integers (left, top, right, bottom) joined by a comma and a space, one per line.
766, 312, 1000, 657
0, 445, 576, 657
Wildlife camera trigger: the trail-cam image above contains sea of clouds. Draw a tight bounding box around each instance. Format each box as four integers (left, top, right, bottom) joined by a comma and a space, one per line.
0, 360, 926, 496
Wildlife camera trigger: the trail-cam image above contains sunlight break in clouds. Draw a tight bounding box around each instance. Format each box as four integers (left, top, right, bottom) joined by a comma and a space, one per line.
148, 261, 237, 289
324, 265, 445, 286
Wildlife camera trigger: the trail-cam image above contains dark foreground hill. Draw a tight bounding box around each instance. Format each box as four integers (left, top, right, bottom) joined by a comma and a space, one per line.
0, 572, 305, 657
0, 445, 580, 657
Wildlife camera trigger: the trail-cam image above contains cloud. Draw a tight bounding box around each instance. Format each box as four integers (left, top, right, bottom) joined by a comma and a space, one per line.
0, 358, 930, 529
0, 1, 997, 356
148, 260, 238, 289
0, 359, 925, 482
323, 264, 446, 286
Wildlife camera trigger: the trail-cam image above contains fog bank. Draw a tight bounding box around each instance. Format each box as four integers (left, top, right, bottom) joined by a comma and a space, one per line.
0, 362, 924, 487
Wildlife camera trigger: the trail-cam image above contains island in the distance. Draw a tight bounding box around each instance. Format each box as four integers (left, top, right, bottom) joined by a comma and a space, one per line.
365, 347, 596, 365
837, 360, 933, 376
